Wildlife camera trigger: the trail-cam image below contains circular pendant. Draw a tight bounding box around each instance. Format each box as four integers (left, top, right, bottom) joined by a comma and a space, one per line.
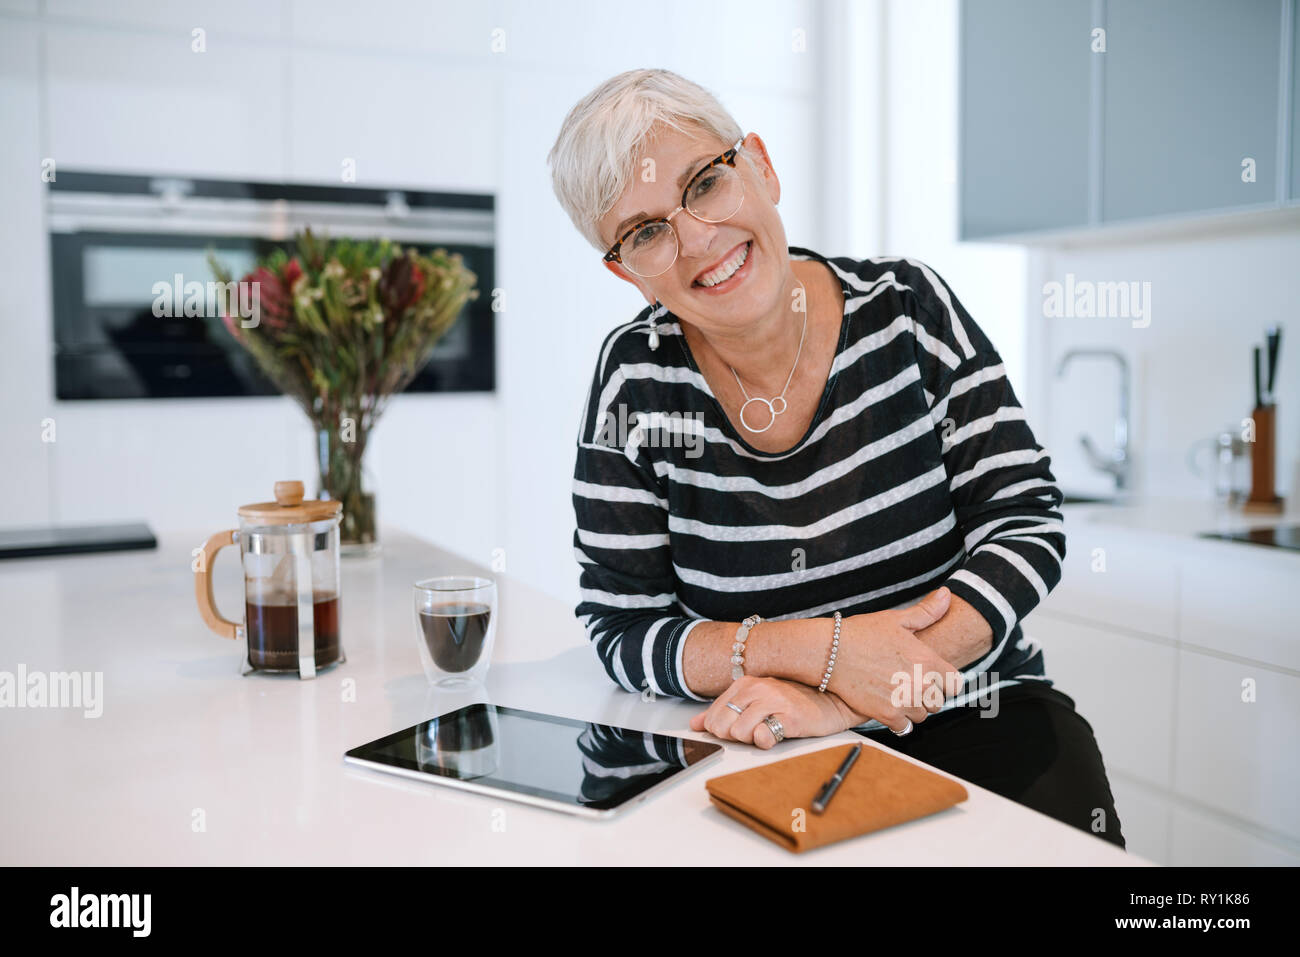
739, 396, 779, 433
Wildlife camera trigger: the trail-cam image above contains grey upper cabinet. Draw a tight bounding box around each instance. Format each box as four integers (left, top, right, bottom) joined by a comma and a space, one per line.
1293, 1, 1300, 202
960, 0, 1093, 237
1103, 0, 1282, 221
959, 0, 1295, 238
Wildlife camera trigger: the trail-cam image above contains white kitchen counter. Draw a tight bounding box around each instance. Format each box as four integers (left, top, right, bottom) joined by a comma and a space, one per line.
0, 528, 1144, 866
1063, 496, 1300, 558
1034, 496, 1300, 865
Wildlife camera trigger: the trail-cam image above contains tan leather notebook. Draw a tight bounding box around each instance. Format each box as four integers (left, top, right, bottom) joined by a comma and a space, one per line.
705, 741, 968, 853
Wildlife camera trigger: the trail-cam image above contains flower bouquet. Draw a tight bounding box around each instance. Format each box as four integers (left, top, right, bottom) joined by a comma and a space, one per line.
211, 229, 478, 554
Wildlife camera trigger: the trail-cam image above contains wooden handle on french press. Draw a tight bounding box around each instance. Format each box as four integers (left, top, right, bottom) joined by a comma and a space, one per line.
194, 529, 241, 639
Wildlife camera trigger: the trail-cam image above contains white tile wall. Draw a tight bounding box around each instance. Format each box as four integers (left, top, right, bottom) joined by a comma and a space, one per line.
1029, 230, 1300, 502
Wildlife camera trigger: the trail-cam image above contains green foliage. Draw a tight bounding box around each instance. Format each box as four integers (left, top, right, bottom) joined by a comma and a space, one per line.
208, 228, 479, 439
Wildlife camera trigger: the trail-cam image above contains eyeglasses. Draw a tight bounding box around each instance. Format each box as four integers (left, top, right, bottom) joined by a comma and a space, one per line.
603, 139, 747, 279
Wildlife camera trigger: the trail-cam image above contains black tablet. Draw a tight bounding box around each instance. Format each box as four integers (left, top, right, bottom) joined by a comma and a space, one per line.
344, 703, 723, 819
0, 522, 156, 560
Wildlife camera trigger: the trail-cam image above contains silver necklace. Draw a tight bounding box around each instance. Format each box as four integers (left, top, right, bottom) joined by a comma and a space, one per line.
729, 278, 808, 434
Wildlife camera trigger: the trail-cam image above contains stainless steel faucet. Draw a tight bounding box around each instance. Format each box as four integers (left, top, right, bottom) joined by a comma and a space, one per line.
1055, 348, 1132, 491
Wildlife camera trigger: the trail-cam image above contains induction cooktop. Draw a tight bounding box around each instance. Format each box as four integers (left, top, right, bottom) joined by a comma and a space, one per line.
1199, 525, 1300, 551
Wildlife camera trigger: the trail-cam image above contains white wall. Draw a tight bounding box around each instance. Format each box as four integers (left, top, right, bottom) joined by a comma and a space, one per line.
0, 0, 829, 610
875, 0, 1030, 400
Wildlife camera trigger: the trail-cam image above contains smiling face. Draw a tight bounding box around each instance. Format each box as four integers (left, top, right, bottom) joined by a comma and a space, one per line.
598, 125, 791, 337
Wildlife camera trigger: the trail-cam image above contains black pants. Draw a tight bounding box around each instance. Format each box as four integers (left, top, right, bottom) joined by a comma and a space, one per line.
856, 681, 1126, 849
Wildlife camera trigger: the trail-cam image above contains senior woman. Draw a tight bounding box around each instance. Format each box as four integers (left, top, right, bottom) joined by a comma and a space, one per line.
548, 68, 1124, 849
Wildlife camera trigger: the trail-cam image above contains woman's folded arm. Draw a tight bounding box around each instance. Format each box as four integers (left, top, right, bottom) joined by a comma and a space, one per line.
900, 260, 1066, 663
572, 435, 711, 701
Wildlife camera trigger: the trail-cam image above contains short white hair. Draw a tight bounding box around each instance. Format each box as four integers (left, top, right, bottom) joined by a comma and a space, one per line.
547, 68, 754, 253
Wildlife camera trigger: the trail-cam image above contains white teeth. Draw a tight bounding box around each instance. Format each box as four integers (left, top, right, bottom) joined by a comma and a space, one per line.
696, 242, 749, 287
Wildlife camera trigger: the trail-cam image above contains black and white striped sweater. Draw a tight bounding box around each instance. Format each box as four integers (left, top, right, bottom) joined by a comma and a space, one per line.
571, 247, 1065, 732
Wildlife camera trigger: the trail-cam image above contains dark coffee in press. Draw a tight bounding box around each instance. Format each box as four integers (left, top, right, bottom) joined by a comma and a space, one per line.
245, 591, 341, 671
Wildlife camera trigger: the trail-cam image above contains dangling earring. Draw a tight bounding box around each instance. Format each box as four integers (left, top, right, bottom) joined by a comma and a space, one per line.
648, 301, 660, 350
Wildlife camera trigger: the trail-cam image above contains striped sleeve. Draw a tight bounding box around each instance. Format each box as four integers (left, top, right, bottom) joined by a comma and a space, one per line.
899, 260, 1066, 648
571, 328, 709, 702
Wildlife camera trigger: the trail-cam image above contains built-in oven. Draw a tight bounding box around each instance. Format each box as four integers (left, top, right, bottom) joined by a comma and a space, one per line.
47, 171, 495, 399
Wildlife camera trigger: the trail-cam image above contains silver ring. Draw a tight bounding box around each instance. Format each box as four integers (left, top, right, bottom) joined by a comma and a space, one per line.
726, 701, 745, 715
892, 718, 914, 737
763, 715, 785, 742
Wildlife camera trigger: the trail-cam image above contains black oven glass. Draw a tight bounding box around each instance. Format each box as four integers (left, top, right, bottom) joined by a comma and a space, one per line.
50, 177, 494, 400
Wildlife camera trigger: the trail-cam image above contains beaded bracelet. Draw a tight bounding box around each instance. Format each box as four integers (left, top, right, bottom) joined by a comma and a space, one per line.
817, 611, 843, 693
731, 614, 763, 680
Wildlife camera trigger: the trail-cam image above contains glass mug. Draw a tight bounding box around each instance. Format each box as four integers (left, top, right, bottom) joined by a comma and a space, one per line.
194, 480, 345, 678
413, 577, 497, 687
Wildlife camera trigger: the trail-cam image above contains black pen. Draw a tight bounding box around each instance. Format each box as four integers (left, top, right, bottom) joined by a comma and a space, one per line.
811, 743, 862, 814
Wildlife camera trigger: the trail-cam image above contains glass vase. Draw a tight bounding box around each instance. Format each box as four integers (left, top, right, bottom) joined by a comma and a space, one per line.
316, 425, 379, 558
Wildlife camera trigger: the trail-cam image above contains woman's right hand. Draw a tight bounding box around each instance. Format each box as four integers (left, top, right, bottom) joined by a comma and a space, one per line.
823, 588, 965, 732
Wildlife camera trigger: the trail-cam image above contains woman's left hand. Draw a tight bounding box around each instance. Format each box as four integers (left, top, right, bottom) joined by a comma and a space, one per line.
689, 675, 863, 749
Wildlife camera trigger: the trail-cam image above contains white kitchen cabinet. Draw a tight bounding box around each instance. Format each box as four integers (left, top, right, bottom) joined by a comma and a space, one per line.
44, 25, 287, 180
1168, 804, 1300, 866
1027, 615, 1177, 789
1178, 548, 1300, 671
287, 0, 503, 57
284, 48, 500, 190
0, 16, 55, 522
1038, 526, 1178, 639
45, 0, 278, 34
1035, 506, 1300, 865
1172, 648, 1300, 841
1107, 775, 1172, 864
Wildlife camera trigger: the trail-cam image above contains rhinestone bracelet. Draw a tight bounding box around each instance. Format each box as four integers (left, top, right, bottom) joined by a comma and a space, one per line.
731, 614, 763, 680
817, 611, 843, 693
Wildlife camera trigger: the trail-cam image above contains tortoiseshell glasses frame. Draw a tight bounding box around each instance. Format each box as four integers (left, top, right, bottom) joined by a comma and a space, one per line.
602, 138, 747, 278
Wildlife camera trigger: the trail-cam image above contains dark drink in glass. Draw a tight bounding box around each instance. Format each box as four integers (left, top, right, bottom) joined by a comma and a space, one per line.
413, 577, 497, 686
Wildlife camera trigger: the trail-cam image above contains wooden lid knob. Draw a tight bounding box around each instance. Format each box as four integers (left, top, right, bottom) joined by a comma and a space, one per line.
273, 481, 305, 506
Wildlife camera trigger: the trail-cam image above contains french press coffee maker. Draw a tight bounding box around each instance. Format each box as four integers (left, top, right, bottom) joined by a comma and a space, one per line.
193, 480, 344, 678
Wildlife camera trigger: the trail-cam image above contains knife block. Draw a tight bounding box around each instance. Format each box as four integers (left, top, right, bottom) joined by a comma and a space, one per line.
1243, 404, 1284, 513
